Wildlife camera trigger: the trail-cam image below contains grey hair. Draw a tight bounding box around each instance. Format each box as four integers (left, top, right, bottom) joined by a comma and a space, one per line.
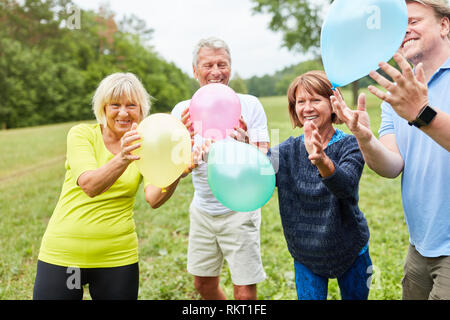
192, 37, 232, 68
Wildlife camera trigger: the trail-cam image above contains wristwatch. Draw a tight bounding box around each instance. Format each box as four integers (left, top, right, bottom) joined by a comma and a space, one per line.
408, 105, 437, 128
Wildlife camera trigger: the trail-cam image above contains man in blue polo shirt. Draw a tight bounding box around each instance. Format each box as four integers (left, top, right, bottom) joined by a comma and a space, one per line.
331, 0, 450, 300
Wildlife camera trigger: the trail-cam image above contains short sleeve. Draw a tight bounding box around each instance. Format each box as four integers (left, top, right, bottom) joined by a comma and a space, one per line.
244, 96, 270, 143
66, 124, 99, 183
378, 101, 396, 138
171, 100, 190, 121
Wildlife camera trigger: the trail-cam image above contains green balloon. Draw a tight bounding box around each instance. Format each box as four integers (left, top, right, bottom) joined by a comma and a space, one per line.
207, 140, 276, 212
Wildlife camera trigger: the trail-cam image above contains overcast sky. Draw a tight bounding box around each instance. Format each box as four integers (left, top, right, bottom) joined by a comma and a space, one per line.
75, 0, 314, 79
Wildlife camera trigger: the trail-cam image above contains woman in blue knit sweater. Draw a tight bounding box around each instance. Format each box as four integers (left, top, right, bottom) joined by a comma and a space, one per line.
268, 71, 372, 300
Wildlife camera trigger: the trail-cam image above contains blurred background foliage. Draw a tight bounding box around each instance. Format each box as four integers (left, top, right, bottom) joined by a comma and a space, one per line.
0, 0, 384, 130
0, 0, 198, 129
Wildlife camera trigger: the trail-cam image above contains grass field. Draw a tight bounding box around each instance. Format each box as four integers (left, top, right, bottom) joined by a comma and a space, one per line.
0, 89, 408, 300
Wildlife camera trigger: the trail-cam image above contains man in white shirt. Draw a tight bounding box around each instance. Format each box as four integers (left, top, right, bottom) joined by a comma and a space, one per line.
172, 37, 270, 300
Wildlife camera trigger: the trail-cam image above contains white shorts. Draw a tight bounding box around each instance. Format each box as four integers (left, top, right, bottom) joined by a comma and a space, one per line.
187, 204, 266, 286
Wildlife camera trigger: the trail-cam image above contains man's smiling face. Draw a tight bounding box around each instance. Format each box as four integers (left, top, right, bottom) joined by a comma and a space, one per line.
399, 2, 448, 64
193, 47, 231, 87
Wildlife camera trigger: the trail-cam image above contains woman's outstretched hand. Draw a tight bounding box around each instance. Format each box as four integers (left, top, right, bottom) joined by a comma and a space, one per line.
330, 90, 373, 144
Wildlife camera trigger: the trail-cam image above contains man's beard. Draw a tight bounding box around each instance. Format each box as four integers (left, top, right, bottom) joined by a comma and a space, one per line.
408, 52, 424, 67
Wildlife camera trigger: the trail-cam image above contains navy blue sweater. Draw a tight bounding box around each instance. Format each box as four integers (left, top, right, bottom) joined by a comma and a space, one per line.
268, 130, 370, 278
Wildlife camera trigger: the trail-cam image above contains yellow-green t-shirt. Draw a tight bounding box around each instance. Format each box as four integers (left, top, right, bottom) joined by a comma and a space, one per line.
38, 123, 145, 268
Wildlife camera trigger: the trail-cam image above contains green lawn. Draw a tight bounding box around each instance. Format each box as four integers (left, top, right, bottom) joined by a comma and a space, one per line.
0, 90, 408, 300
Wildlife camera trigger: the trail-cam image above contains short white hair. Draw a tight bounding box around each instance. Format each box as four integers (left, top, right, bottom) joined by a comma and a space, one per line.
92, 73, 151, 127
192, 37, 232, 68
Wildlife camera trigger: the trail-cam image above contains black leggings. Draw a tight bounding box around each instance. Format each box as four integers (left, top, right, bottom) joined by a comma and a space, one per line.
33, 260, 139, 300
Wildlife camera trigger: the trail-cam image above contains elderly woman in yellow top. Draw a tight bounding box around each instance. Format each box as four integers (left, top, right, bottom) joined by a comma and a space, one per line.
33, 73, 190, 300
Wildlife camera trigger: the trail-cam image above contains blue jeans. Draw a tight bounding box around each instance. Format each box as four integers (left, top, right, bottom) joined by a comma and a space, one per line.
294, 248, 372, 300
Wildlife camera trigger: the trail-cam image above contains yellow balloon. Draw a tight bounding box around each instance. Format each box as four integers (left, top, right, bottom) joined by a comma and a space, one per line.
134, 114, 192, 188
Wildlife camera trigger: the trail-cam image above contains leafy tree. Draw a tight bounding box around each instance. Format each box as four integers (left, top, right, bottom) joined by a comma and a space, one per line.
118, 13, 154, 45
251, 0, 326, 55
229, 73, 248, 94
244, 59, 324, 97
246, 74, 278, 97
275, 59, 324, 95
0, 0, 194, 129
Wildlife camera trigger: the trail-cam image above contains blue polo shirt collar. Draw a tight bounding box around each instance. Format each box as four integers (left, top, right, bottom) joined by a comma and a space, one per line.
428, 56, 450, 84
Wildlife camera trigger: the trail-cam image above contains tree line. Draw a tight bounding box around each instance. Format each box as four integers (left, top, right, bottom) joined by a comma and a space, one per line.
241, 59, 377, 99
0, 0, 198, 129
0, 0, 382, 130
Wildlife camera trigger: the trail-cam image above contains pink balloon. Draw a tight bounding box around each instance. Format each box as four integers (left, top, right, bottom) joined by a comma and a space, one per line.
189, 83, 241, 141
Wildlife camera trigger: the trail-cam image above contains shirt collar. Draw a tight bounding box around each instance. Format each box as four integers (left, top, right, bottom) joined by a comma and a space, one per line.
300, 129, 347, 147
428, 56, 450, 84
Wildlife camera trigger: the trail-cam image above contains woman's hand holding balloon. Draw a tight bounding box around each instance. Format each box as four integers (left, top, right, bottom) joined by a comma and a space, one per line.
120, 122, 142, 164
180, 139, 214, 178
78, 123, 142, 198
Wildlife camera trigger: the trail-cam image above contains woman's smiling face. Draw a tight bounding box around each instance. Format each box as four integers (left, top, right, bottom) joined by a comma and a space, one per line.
104, 97, 142, 137
295, 86, 334, 132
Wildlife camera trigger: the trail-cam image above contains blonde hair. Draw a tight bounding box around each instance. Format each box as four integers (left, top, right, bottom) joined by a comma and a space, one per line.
287, 70, 343, 129
407, 0, 450, 38
92, 73, 151, 127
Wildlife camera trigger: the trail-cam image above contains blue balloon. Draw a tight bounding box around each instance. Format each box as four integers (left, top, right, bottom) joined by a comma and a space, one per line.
207, 140, 276, 212
321, 0, 408, 88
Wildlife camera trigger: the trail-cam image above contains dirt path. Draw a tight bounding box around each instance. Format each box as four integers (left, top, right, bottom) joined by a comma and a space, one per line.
0, 155, 66, 184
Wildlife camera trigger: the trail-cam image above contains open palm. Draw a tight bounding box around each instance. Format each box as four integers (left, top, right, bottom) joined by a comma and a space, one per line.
331, 90, 372, 143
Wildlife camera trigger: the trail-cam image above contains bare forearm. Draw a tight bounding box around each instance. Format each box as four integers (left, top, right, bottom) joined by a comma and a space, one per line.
357, 134, 404, 178
420, 109, 450, 152
78, 155, 130, 197
145, 177, 181, 209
